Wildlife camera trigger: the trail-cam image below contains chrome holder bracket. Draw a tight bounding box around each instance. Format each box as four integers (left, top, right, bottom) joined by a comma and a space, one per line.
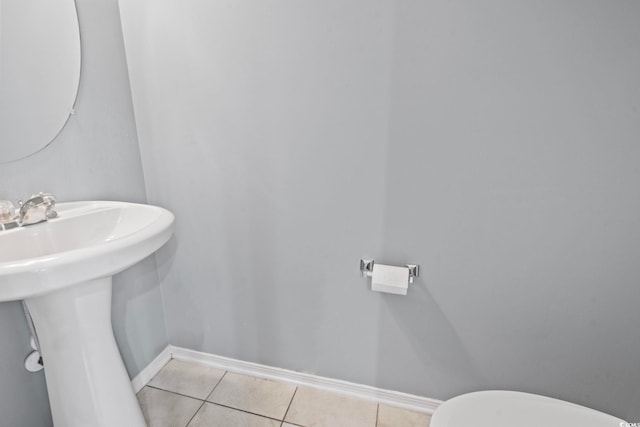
360, 259, 420, 283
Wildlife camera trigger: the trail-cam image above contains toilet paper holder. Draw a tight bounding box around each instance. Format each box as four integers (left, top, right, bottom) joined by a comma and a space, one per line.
359, 259, 420, 283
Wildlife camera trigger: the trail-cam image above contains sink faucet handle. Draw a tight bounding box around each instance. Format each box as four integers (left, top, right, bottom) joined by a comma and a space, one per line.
0, 200, 17, 224
42, 193, 57, 219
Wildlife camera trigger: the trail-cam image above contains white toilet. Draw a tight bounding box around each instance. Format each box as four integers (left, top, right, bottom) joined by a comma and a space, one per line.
430, 390, 626, 427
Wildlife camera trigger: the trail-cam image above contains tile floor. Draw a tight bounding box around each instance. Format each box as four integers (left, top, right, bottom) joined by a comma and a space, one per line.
137, 359, 432, 427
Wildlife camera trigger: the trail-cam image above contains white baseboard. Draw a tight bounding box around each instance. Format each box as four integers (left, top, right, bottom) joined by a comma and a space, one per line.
132, 345, 442, 414
131, 346, 172, 392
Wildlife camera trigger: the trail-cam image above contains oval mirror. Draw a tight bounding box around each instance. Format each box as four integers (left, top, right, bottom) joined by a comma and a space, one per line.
0, 0, 81, 163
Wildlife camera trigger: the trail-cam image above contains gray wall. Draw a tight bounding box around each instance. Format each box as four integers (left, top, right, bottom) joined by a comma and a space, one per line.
0, 0, 167, 425
121, 0, 640, 420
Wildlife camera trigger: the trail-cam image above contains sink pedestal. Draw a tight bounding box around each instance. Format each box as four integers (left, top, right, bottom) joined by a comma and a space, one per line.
25, 277, 146, 427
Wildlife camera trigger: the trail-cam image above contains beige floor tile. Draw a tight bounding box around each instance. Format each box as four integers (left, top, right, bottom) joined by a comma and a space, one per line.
137, 386, 203, 427
187, 402, 281, 427
148, 359, 226, 399
377, 404, 432, 427
285, 387, 377, 427
207, 372, 297, 420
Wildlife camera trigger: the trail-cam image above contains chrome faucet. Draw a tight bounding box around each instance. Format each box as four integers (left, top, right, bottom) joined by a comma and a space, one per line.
18, 193, 57, 226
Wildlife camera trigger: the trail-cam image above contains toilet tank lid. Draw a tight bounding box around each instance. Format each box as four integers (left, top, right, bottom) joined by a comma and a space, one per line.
430, 390, 625, 427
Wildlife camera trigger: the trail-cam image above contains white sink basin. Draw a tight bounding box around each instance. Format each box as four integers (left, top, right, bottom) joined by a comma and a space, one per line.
0, 201, 174, 427
0, 201, 174, 301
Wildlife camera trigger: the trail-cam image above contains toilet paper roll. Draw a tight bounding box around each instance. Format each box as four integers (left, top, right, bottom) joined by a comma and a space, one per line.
371, 264, 409, 295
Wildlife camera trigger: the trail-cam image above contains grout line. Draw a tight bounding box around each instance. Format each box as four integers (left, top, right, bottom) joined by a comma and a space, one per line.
281, 386, 299, 424
375, 403, 380, 427
145, 384, 206, 402
183, 400, 206, 427
205, 402, 288, 423
204, 370, 228, 402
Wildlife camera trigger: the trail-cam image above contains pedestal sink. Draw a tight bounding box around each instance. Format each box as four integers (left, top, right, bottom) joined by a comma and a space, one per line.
0, 201, 174, 426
